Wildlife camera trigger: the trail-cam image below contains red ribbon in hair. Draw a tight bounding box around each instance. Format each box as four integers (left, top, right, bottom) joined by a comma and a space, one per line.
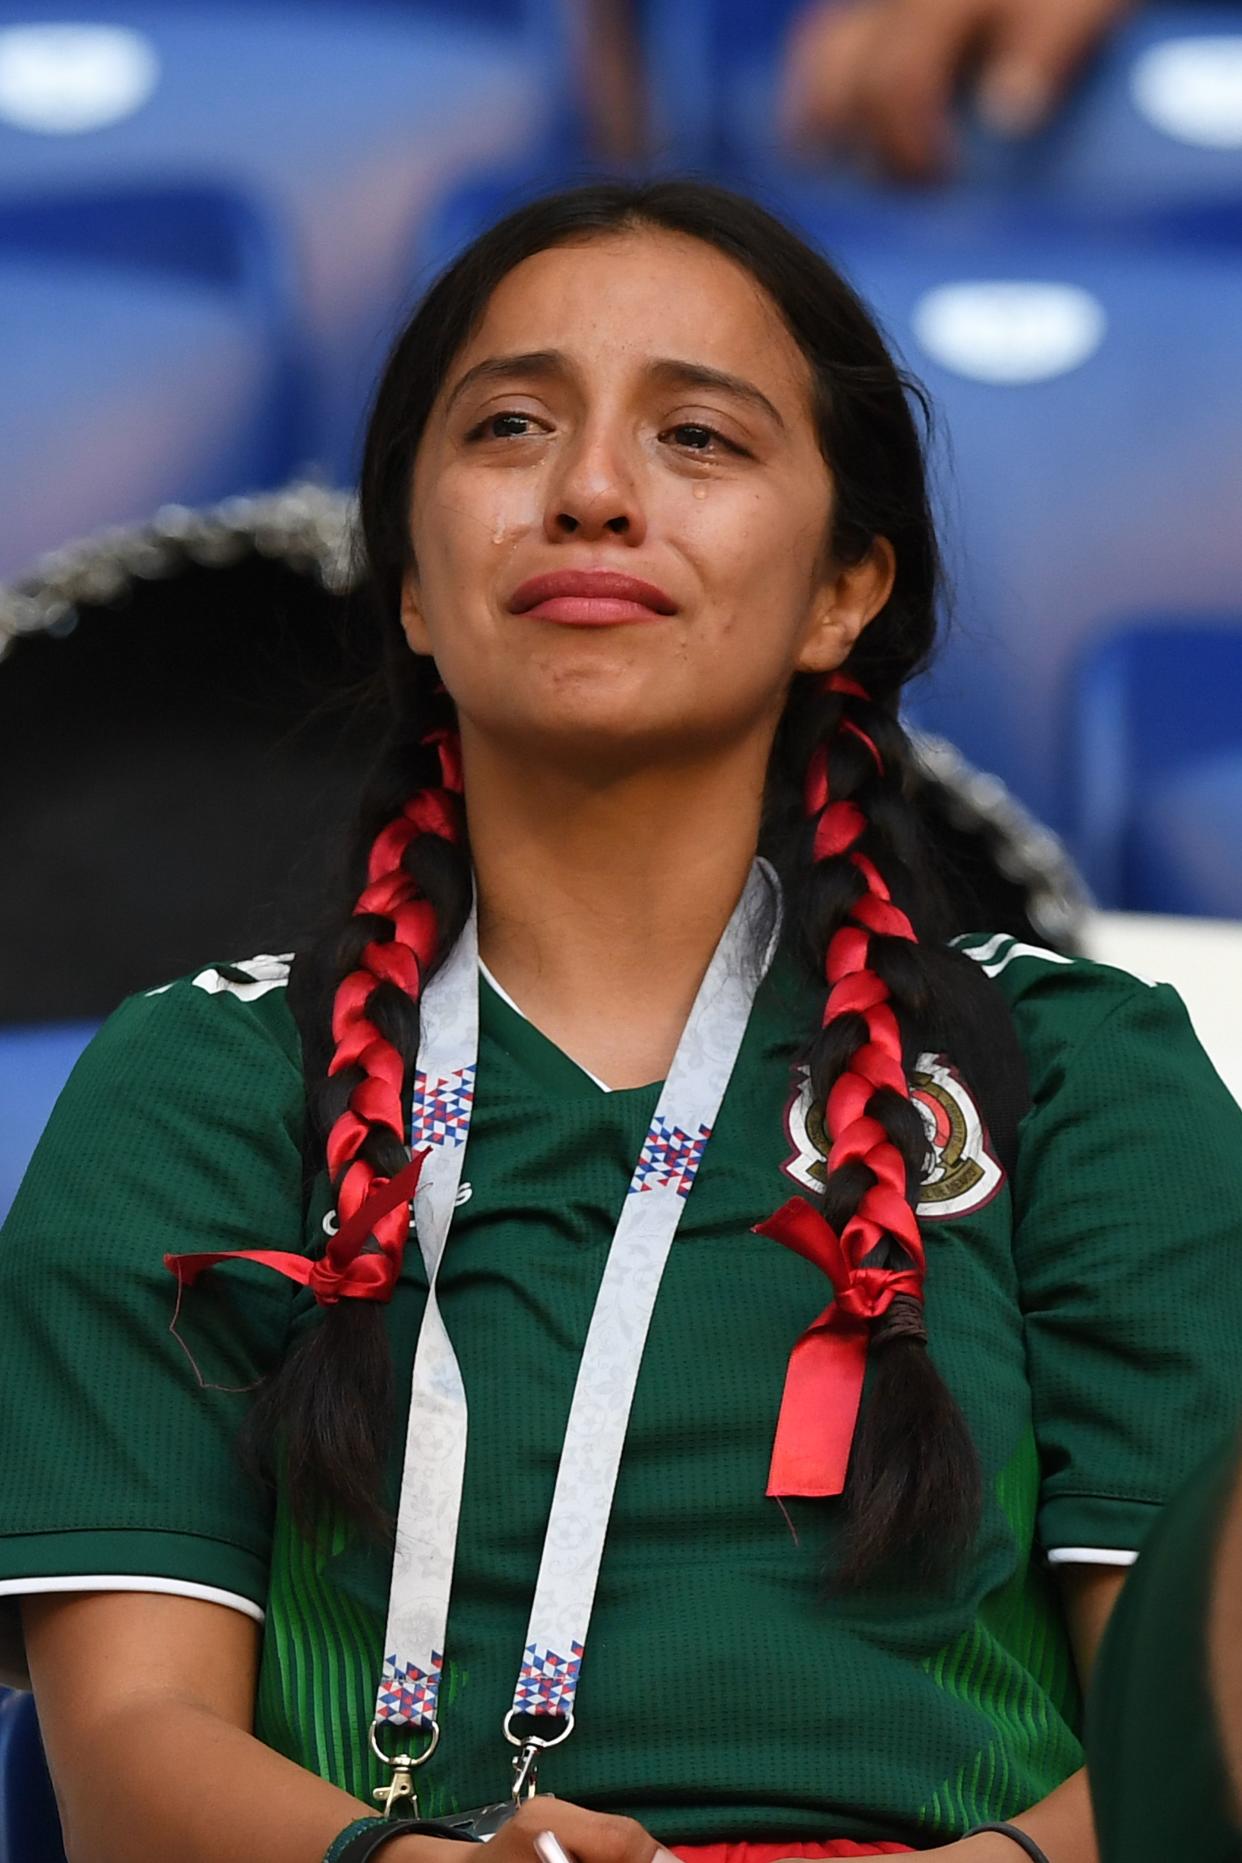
757, 672, 925, 1498
754, 1187, 925, 1497
164, 1150, 427, 1305
166, 726, 464, 1309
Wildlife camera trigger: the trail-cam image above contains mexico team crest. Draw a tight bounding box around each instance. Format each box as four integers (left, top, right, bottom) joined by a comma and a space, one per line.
780, 1054, 1004, 1220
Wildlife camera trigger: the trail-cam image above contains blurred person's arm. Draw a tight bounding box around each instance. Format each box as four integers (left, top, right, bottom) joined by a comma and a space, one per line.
781, 0, 1137, 181
1211, 1447, 1242, 1821
575, 0, 647, 161
1087, 1435, 1242, 1862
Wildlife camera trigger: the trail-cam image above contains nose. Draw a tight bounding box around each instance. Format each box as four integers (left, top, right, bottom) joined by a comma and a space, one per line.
544, 422, 647, 545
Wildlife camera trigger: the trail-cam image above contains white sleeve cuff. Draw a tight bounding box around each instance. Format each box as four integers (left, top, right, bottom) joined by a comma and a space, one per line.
0, 1574, 264, 1621
1045, 1546, 1139, 1567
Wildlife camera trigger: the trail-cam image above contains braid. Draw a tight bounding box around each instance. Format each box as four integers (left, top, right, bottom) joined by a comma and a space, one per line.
242, 687, 472, 1531
760, 672, 984, 1584
805, 677, 930, 1313
315, 732, 463, 1304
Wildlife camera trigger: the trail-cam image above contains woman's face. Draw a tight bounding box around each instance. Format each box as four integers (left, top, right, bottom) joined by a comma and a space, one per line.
402, 226, 893, 772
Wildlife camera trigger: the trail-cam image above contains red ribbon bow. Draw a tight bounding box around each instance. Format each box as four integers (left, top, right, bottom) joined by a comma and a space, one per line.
164, 1150, 427, 1304
754, 1189, 924, 1498
166, 734, 464, 1310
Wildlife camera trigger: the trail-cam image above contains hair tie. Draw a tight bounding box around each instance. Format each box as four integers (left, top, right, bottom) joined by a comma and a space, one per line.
871, 1293, 928, 1348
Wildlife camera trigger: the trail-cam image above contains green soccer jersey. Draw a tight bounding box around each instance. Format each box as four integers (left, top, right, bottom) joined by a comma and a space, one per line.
2, 932, 1242, 1849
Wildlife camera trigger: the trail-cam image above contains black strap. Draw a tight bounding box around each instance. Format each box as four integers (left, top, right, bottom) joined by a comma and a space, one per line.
335, 1818, 483, 1861
963, 1824, 1051, 1863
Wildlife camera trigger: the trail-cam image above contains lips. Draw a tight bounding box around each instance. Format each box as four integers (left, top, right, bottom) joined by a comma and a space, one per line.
508, 569, 678, 620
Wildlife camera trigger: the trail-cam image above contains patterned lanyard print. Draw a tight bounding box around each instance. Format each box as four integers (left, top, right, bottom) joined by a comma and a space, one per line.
374, 859, 782, 1802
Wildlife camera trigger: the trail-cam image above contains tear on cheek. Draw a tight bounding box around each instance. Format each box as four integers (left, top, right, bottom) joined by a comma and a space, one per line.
484, 500, 540, 550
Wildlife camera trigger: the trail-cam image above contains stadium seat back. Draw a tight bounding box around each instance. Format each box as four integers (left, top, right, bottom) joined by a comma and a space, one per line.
0, 183, 306, 577
961, 5, 1242, 229
639, 0, 800, 162
0, 1689, 65, 1863
0, 1025, 100, 1224
1071, 620, 1242, 913
0, 183, 291, 297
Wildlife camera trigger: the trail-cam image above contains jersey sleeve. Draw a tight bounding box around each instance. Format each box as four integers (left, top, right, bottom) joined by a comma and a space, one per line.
1005, 955, 1242, 1559
0, 963, 308, 1685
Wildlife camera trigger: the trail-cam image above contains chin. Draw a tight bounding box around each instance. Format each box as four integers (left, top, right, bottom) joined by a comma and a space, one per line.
481, 687, 690, 766
459, 652, 751, 765
502, 661, 667, 732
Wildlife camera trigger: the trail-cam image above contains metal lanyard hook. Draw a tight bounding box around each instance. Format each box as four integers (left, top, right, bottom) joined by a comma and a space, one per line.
370, 1717, 441, 1821
502, 1707, 575, 1807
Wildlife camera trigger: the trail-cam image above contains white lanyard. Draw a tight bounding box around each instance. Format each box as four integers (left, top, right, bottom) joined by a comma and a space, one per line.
369, 861, 781, 1818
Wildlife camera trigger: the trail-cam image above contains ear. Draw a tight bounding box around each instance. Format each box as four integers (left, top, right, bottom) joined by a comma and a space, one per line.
794, 536, 897, 675
400, 567, 432, 656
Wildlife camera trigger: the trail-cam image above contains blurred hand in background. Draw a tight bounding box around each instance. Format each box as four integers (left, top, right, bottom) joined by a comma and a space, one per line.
782, 0, 1138, 180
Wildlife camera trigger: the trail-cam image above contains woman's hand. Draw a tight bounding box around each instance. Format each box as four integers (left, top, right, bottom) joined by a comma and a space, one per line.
392, 1799, 680, 1863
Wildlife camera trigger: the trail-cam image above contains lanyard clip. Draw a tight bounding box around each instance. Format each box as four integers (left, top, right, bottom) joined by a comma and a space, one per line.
511, 1739, 542, 1803
373, 1757, 418, 1820
502, 1708, 575, 1806
370, 1718, 440, 1822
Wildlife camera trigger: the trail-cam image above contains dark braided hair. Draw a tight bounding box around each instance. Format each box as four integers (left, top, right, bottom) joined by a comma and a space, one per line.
762, 673, 1000, 1581
242, 177, 1029, 1580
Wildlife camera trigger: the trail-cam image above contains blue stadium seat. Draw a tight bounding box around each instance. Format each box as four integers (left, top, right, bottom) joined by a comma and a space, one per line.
0, 241, 300, 579
0, 1689, 65, 1863
961, 5, 1242, 231
0, 4, 575, 480
0, 181, 305, 573
1135, 748, 1242, 918
1070, 620, 1242, 915
0, 1023, 97, 1224
637, 0, 798, 165
0, 181, 305, 577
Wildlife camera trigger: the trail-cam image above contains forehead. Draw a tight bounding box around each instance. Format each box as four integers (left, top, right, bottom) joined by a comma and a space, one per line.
451, 226, 814, 410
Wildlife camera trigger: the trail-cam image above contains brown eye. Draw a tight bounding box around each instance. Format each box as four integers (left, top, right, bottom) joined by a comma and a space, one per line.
670, 426, 718, 450
663, 423, 744, 455
467, 411, 540, 441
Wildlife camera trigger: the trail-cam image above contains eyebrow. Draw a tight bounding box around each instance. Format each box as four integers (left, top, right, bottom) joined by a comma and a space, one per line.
443, 348, 787, 432
443, 350, 563, 416
647, 357, 787, 432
